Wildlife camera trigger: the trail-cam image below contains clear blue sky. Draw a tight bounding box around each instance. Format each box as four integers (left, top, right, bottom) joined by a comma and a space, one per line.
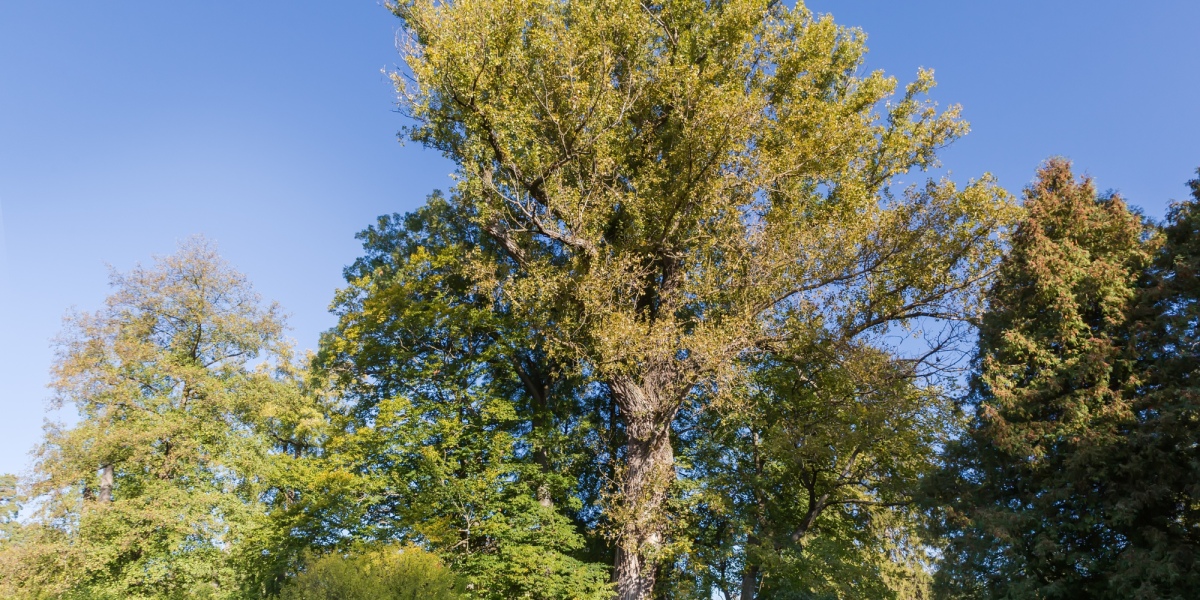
1, 1, 1197, 477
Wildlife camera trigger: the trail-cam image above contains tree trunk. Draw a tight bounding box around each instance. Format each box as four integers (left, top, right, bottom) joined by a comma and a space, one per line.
739, 562, 759, 600
741, 430, 766, 600
610, 374, 678, 600
98, 463, 114, 503
514, 357, 555, 508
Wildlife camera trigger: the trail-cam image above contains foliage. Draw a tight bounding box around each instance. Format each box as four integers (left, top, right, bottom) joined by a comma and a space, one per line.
0, 474, 19, 546
312, 196, 613, 600
280, 544, 462, 600
673, 341, 941, 600
386, 0, 1017, 595
1106, 171, 1200, 596
0, 237, 322, 600
23, 3, 1200, 599
928, 159, 1155, 598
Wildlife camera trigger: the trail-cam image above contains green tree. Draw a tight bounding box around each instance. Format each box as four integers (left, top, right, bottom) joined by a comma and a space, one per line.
280, 544, 462, 600
386, 0, 1015, 596
313, 196, 613, 600
0, 237, 316, 600
0, 474, 23, 599
1107, 170, 1200, 596
929, 159, 1153, 599
676, 340, 943, 600
0, 474, 20, 548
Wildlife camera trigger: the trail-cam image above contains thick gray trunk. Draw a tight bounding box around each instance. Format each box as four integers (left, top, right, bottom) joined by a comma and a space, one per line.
98, 464, 114, 503
611, 375, 677, 600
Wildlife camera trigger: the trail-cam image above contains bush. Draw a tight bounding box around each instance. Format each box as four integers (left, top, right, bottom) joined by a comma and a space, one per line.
280, 544, 462, 600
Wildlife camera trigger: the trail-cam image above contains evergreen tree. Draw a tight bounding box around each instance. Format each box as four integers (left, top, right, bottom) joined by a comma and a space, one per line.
930, 159, 1153, 599
1106, 171, 1200, 595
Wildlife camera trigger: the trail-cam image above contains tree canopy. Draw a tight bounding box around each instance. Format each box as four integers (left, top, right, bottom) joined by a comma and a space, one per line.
1, 4, 1197, 600
387, 0, 1015, 595
0, 238, 323, 600
929, 161, 1200, 599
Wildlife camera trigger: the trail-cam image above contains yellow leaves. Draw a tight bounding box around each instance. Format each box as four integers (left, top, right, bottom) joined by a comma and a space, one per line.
388, 2, 1019, 586
280, 543, 461, 600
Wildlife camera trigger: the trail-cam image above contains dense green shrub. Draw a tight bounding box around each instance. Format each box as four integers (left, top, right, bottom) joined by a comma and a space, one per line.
280, 545, 462, 600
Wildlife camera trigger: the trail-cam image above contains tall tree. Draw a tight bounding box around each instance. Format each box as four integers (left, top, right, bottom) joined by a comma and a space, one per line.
929, 159, 1153, 599
1108, 170, 1200, 595
0, 475, 19, 546
313, 196, 612, 599
0, 238, 314, 600
386, 0, 1015, 596
675, 338, 944, 600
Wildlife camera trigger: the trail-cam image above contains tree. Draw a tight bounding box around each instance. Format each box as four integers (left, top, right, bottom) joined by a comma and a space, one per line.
0, 237, 315, 600
386, 0, 1015, 596
0, 474, 20, 550
313, 197, 613, 600
0, 474, 23, 599
1107, 170, 1200, 596
676, 340, 943, 600
929, 159, 1153, 599
280, 544, 463, 600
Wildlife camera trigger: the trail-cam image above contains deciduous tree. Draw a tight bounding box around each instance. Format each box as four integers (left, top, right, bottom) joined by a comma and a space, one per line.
679, 341, 945, 599
314, 197, 613, 599
0, 237, 316, 600
386, 0, 1015, 596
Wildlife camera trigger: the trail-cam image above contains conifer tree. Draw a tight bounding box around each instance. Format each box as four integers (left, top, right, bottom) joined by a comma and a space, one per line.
930, 159, 1152, 599
1108, 171, 1200, 595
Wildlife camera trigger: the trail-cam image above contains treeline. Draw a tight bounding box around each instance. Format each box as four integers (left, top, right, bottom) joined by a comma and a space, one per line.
0, 0, 1196, 599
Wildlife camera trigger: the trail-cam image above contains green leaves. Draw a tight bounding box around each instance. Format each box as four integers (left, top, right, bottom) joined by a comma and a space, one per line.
0, 237, 320, 600
387, 0, 1016, 596
312, 200, 613, 599
281, 545, 463, 600
674, 340, 942, 600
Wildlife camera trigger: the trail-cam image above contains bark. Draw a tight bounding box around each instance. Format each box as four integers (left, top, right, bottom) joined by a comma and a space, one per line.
739, 562, 760, 600
98, 464, 114, 503
610, 374, 679, 600
791, 493, 828, 543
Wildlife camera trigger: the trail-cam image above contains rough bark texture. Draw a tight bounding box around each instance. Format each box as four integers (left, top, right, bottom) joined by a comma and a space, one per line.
611, 374, 678, 600
98, 464, 114, 503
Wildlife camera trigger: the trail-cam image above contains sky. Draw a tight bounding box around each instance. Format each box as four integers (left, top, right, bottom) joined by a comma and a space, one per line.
0, 0, 1197, 477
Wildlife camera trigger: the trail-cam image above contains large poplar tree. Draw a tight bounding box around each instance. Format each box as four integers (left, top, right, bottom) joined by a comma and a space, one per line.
385, 0, 1015, 597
